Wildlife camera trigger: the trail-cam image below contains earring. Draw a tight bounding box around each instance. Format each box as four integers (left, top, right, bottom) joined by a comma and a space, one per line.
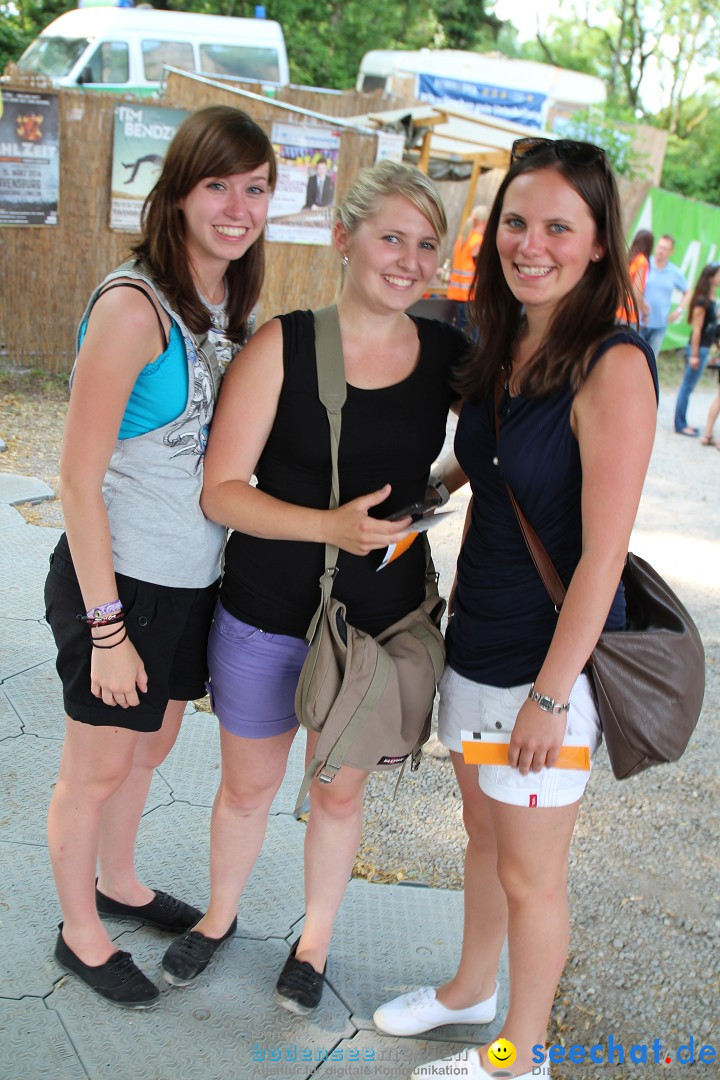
593, 253, 601, 261
341, 255, 349, 267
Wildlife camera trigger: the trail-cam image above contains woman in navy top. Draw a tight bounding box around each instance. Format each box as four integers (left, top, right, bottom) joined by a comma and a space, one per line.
374, 140, 658, 1079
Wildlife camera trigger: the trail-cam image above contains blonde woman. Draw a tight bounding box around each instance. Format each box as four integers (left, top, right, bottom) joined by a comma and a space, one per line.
161, 161, 468, 1011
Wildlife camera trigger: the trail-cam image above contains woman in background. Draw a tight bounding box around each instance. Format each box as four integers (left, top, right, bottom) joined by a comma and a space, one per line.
616, 228, 653, 324
675, 262, 720, 437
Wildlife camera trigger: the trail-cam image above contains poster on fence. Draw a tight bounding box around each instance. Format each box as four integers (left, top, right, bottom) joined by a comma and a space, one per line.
267, 122, 341, 246
110, 104, 188, 232
0, 89, 59, 227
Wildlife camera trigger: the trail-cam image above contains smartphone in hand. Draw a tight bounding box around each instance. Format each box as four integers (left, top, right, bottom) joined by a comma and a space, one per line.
386, 491, 443, 523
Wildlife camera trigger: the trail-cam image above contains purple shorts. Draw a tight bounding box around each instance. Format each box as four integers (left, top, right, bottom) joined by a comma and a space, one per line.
207, 601, 308, 739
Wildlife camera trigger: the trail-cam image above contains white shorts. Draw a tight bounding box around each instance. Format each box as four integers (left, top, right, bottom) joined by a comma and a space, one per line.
437, 667, 602, 808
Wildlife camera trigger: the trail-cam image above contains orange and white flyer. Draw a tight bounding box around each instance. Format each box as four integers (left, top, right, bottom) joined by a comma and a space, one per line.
377, 509, 455, 571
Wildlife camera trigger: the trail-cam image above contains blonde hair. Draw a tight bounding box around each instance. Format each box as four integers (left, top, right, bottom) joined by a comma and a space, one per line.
335, 161, 447, 239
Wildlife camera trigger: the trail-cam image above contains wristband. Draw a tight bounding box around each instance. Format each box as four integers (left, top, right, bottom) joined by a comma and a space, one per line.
528, 683, 570, 715
428, 473, 450, 506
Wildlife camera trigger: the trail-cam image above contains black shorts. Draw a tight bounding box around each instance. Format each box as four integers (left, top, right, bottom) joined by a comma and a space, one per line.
44, 536, 219, 733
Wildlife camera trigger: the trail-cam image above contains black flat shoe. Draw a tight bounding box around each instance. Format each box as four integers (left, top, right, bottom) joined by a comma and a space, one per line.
54, 925, 159, 1008
95, 883, 203, 932
161, 917, 237, 986
274, 939, 326, 1015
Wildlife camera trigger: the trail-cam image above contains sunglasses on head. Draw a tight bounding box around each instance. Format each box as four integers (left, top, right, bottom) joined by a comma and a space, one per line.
511, 138, 608, 169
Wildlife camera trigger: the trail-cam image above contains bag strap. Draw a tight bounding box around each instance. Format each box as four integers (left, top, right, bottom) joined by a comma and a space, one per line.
493, 379, 566, 610
303, 305, 347, 643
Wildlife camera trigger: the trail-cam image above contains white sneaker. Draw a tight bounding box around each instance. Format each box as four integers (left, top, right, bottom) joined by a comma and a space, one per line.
410, 1049, 551, 1079
373, 984, 498, 1036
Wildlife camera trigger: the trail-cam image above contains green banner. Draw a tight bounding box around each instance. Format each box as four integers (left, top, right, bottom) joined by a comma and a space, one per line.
631, 187, 720, 352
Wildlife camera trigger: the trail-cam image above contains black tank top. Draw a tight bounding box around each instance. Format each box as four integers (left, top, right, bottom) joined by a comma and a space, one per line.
220, 310, 467, 638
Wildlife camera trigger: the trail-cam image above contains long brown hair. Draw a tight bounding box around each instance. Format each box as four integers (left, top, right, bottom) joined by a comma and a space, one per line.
132, 106, 276, 344
458, 146, 635, 402
628, 229, 654, 261
687, 263, 720, 325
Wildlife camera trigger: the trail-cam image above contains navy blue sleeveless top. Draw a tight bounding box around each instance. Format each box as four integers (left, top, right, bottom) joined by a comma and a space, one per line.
447, 329, 658, 687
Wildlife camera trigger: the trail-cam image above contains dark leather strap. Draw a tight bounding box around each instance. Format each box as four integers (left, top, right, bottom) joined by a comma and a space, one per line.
96, 281, 169, 353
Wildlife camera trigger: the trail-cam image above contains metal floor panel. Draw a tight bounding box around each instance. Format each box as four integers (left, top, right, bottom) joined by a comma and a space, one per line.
326, 879, 508, 1043
133, 803, 308, 940
1, 734, 171, 847
47, 935, 355, 1080
2, 660, 65, 737
313, 1030, 476, 1080
0, 689, 23, 740
0, 998, 87, 1080
0, 619, 56, 682
157, 715, 308, 816
0, 527, 62, 620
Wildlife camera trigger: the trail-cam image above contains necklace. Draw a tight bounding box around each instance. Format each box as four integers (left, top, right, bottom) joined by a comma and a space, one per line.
198, 287, 228, 332
198, 287, 233, 368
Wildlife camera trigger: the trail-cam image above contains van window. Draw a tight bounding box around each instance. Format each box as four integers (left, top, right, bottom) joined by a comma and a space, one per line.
360, 74, 387, 92
198, 43, 280, 82
17, 36, 89, 78
80, 41, 129, 84
141, 39, 195, 82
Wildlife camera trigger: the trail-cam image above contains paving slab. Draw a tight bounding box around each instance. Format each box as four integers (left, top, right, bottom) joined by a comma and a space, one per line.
0, 998, 87, 1080
0, 503, 28, 532
0, 473, 55, 506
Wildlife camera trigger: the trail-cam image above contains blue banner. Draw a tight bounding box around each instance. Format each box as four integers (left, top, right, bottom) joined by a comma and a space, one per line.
417, 73, 546, 129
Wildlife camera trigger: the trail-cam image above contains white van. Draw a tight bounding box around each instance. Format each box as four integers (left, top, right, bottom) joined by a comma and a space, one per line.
15, 8, 289, 95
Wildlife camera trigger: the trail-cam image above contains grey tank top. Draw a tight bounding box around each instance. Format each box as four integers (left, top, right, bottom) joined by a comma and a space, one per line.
72, 260, 227, 588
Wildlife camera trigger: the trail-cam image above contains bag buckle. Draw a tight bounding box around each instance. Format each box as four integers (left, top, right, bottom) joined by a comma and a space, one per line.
317, 763, 340, 785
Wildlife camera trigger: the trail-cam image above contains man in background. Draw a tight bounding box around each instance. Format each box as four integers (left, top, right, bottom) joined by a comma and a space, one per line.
641, 234, 691, 355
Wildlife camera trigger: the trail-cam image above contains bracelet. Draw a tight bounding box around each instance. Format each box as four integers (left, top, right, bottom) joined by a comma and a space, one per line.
91, 621, 126, 642
81, 599, 123, 625
91, 629, 128, 649
77, 612, 126, 628
528, 683, 570, 715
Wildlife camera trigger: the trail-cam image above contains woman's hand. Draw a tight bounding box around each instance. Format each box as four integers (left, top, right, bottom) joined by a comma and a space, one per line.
90, 632, 148, 708
325, 484, 412, 556
507, 699, 567, 775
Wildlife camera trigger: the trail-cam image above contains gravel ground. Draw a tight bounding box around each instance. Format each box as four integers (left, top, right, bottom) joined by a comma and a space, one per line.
1, 363, 718, 1079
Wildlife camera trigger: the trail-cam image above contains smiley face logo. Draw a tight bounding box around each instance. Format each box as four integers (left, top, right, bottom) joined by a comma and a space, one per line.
487, 1039, 517, 1069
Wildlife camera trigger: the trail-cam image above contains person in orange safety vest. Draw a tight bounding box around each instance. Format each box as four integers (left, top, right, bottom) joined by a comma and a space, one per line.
448, 204, 488, 331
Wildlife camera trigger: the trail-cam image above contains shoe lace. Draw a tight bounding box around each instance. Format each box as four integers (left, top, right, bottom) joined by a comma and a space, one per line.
105, 951, 142, 977
406, 986, 436, 1009
280, 958, 322, 994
